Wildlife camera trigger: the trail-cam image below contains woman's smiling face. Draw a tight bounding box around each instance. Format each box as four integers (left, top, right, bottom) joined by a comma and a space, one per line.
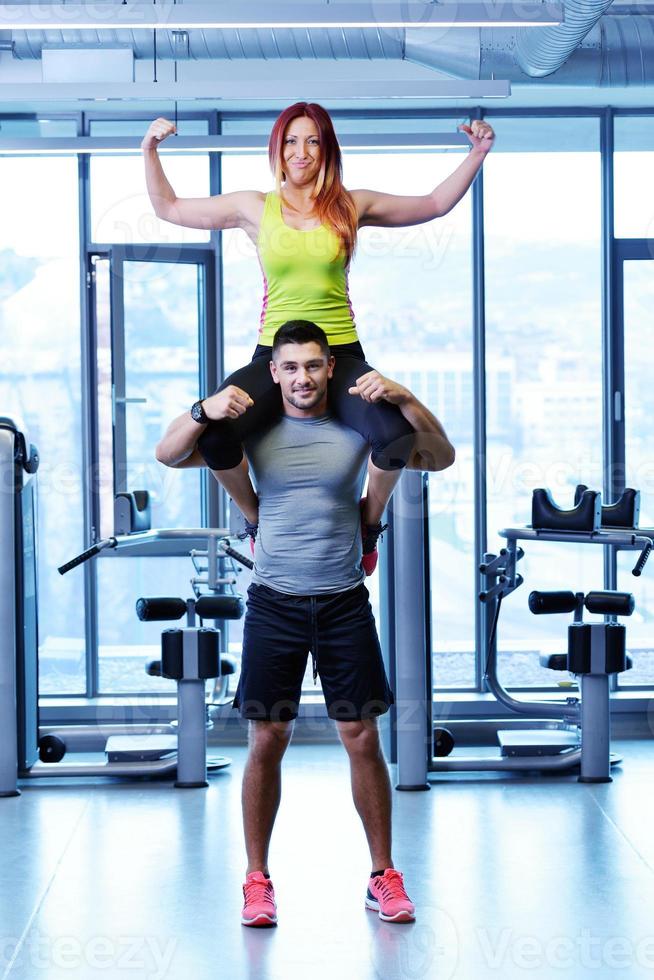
282, 116, 322, 185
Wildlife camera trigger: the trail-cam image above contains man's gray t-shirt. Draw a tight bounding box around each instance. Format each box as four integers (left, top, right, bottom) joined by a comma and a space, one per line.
244, 414, 369, 595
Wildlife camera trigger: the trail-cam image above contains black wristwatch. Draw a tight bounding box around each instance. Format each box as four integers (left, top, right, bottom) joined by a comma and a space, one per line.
190, 399, 210, 424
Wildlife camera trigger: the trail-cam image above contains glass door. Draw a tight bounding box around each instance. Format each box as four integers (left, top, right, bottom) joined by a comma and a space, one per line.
88, 245, 218, 694
91, 244, 216, 536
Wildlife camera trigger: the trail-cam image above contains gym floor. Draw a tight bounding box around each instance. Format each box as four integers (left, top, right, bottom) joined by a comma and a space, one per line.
2, 739, 654, 980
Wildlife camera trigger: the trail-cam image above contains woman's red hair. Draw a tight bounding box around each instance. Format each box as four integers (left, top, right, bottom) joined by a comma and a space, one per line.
268, 102, 358, 265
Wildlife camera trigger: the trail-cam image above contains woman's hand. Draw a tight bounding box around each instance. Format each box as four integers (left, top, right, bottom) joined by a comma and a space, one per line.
458, 120, 495, 155
204, 386, 254, 420
141, 117, 177, 152
348, 371, 410, 405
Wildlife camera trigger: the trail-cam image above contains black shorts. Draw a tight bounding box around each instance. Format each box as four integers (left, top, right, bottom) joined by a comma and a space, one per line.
233, 581, 395, 722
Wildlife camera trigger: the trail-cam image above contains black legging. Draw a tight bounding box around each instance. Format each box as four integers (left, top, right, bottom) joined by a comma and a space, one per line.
197, 341, 415, 471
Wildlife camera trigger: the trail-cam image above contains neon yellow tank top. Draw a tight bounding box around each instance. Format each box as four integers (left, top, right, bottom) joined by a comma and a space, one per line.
256, 191, 358, 347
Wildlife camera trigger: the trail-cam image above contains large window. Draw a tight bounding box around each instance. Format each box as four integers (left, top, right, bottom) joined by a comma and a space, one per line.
619, 256, 654, 686
97, 557, 194, 695
5, 110, 652, 708
89, 118, 210, 246
483, 117, 604, 687
340, 151, 473, 689
614, 115, 654, 239
0, 156, 85, 693
92, 255, 205, 538
221, 153, 272, 376
89, 138, 212, 693
614, 116, 654, 688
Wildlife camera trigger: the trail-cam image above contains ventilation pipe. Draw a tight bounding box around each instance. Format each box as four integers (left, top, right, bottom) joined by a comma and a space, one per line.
514, 0, 616, 76
7, 12, 654, 86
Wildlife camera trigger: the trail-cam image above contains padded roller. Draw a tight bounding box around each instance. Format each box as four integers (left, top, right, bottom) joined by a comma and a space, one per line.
544, 654, 634, 673
114, 490, 151, 535
601, 488, 640, 529
198, 629, 220, 679
539, 653, 569, 671
220, 654, 238, 676
146, 655, 235, 679
136, 597, 186, 622
195, 594, 244, 620
575, 485, 640, 529
532, 487, 601, 533
604, 624, 627, 673
568, 623, 592, 674
528, 590, 578, 615
584, 591, 634, 617
161, 628, 184, 680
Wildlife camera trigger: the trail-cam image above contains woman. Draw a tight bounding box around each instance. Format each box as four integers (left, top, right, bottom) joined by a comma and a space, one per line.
142, 103, 494, 560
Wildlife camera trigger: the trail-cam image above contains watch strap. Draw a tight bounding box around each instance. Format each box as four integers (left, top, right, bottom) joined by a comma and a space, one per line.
191, 399, 210, 424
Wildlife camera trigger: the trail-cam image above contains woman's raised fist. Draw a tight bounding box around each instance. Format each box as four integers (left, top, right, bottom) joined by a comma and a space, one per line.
141, 117, 177, 151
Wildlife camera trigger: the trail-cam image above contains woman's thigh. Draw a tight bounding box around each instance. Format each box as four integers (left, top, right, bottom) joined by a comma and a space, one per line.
328, 354, 415, 469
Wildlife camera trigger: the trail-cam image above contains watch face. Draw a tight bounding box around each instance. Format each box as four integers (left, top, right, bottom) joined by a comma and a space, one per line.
191, 401, 205, 422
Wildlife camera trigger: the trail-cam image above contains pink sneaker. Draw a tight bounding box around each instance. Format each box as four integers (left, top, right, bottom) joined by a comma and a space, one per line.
365, 869, 415, 923
241, 871, 277, 927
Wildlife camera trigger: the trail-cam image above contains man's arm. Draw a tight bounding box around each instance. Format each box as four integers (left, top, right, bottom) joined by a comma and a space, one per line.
155, 386, 254, 467
155, 386, 259, 524
154, 415, 206, 469
348, 371, 456, 472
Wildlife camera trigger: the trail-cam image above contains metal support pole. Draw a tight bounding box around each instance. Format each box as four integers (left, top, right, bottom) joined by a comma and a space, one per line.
579, 623, 612, 783
175, 629, 208, 788
393, 470, 430, 791
579, 673, 611, 783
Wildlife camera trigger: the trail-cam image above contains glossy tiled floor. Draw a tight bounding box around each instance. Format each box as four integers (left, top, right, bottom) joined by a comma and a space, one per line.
1, 740, 654, 980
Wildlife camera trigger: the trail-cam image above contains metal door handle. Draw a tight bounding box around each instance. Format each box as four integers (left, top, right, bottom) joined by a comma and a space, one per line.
112, 386, 147, 424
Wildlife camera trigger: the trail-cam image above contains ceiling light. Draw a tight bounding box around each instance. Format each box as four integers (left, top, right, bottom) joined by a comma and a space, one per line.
0, 79, 512, 102
0, 133, 474, 155
0, 1, 564, 30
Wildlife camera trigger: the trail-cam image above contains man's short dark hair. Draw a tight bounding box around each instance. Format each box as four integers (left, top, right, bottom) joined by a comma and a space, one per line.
271, 320, 330, 358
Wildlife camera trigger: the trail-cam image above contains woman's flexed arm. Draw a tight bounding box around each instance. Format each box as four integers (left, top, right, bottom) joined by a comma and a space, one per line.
352, 119, 495, 228
141, 117, 263, 231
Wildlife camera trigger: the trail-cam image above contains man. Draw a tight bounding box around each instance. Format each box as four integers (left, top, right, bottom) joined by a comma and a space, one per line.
155, 321, 455, 927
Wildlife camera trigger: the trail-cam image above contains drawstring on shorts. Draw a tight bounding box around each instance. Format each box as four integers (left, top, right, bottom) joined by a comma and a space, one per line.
309, 596, 319, 684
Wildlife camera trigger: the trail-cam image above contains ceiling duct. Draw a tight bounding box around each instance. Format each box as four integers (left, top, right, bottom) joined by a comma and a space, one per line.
9, 27, 406, 62
405, 16, 654, 85
6, 11, 654, 86
514, 0, 616, 76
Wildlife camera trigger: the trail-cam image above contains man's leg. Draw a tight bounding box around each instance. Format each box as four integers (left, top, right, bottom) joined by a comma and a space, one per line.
363, 459, 401, 526
242, 718, 294, 876
335, 718, 394, 872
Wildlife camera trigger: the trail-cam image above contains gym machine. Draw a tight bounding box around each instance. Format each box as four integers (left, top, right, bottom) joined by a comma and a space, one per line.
0, 418, 253, 797
0, 418, 39, 797
392, 471, 653, 788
